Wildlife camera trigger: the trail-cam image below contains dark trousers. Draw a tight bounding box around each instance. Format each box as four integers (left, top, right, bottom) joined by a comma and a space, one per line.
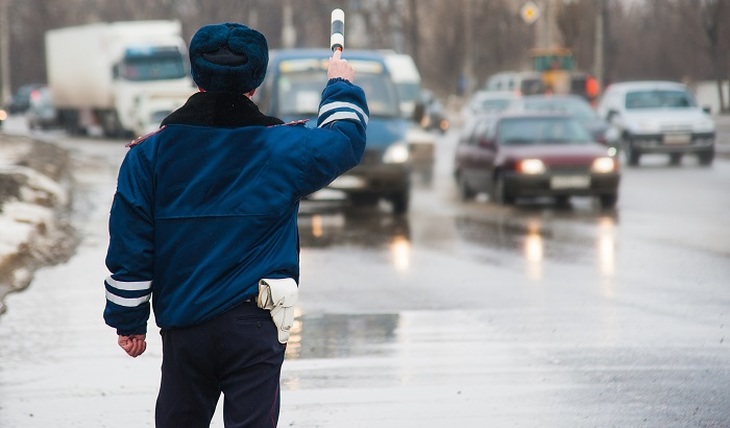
155, 301, 286, 428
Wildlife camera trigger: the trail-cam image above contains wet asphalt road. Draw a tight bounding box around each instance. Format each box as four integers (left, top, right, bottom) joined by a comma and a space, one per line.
0, 118, 729, 427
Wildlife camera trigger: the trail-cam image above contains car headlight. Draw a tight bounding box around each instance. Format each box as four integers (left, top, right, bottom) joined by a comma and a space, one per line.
591, 157, 616, 173
0, 109, 7, 121
517, 158, 546, 174
383, 141, 410, 163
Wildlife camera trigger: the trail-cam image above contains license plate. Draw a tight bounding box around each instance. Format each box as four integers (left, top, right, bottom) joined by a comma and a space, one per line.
550, 175, 590, 189
663, 133, 691, 145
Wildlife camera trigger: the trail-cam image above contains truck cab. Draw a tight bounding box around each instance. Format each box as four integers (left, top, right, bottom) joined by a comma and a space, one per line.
256, 49, 411, 214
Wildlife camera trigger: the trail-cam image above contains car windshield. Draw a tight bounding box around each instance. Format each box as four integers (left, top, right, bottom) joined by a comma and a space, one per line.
625, 89, 697, 109
498, 117, 592, 145
120, 50, 187, 81
277, 68, 400, 117
477, 97, 513, 112
522, 98, 597, 120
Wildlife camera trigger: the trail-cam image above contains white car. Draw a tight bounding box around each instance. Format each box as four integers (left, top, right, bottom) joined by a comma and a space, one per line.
596, 81, 715, 166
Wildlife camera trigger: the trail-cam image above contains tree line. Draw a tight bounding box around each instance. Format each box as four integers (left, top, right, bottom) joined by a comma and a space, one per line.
2, 0, 729, 110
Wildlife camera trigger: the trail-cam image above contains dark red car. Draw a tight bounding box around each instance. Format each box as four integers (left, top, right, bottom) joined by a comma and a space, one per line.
453, 112, 620, 208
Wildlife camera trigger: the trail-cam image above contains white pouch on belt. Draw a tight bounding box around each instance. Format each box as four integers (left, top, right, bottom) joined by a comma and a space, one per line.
257, 278, 299, 344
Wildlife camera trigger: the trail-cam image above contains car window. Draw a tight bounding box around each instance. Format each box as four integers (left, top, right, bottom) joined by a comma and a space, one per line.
120, 48, 187, 81
277, 67, 399, 117
470, 119, 493, 146
625, 89, 697, 109
520, 78, 546, 95
498, 117, 592, 145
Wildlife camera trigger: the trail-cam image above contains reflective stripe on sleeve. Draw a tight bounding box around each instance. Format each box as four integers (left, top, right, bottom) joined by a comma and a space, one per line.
319, 101, 369, 124
318, 111, 362, 128
105, 290, 151, 307
105, 276, 151, 291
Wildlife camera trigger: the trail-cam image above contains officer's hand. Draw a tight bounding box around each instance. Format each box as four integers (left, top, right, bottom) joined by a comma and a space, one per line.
118, 334, 147, 358
328, 49, 355, 82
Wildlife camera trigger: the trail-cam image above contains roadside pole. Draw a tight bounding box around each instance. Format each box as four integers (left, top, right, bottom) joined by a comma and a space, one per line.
0, 0, 11, 105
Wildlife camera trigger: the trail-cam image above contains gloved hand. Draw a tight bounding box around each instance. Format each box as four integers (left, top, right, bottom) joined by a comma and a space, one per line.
257, 278, 299, 344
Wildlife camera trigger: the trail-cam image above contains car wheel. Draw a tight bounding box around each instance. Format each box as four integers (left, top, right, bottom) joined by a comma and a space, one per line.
493, 174, 514, 205
599, 193, 618, 209
669, 153, 682, 166
391, 191, 410, 214
624, 137, 641, 166
457, 172, 475, 201
698, 149, 714, 166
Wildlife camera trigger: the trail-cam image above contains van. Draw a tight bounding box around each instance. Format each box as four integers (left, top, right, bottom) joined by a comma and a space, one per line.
596, 80, 715, 166
256, 49, 412, 213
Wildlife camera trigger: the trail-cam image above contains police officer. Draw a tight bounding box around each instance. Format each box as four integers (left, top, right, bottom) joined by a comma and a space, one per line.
103, 22, 368, 427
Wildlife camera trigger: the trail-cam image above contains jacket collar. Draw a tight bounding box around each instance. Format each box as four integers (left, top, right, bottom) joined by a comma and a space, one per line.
161, 92, 283, 128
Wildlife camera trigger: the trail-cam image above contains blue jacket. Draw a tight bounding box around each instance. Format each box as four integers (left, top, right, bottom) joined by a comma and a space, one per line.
104, 78, 368, 335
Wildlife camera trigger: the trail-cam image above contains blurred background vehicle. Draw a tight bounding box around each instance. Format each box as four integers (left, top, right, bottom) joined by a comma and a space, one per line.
507, 94, 619, 151
483, 70, 546, 96
596, 80, 715, 166
257, 49, 412, 214
529, 47, 600, 104
453, 112, 620, 209
45, 20, 194, 138
463, 90, 519, 117
26, 85, 59, 130
4, 83, 45, 114
415, 89, 449, 133
459, 90, 519, 139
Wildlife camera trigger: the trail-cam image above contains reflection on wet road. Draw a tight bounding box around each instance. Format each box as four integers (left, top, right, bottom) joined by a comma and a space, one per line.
454, 205, 618, 282
298, 207, 410, 250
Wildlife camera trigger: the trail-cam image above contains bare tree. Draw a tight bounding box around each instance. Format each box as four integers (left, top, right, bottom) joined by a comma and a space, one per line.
691, 0, 730, 111
3, 0, 730, 109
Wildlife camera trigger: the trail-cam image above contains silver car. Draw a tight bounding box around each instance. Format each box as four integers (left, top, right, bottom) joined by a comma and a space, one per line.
596, 81, 715, 166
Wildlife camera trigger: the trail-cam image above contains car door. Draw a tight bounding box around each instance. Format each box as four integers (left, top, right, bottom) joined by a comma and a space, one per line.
460, 117, 497, 193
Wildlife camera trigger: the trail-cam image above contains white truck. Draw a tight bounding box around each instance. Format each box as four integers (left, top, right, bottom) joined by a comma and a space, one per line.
45, 20, 194, 138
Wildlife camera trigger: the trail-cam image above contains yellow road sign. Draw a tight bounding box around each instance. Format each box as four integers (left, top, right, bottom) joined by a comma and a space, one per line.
521, 1, 541, 24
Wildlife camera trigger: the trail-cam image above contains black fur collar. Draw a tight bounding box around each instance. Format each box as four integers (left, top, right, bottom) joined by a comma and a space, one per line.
161, 92, 283, 128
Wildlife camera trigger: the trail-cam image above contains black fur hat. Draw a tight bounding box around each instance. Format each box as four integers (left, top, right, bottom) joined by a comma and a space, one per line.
189, 23, 268, 93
